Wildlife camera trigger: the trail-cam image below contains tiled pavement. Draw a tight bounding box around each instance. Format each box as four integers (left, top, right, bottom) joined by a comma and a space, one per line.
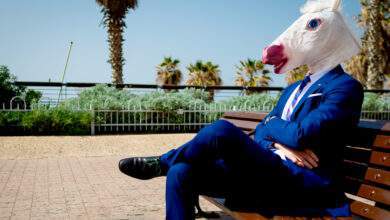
0, 156, 226, 220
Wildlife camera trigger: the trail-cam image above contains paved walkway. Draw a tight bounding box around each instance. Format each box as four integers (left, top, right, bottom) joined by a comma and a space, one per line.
0, 156, 228, 220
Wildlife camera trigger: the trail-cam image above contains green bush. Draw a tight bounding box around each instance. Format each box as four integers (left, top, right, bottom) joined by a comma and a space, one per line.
362, 93, 389, 111
1, 86, 215, 134
220, 93, 278, 110
60, 86, 278, 126
0, 108, 91, 135
62, 85, 210, 111
135, 90, 208, 111
0, 111, 25, 127
62, 85, 278, 111
21, 108, 92, 135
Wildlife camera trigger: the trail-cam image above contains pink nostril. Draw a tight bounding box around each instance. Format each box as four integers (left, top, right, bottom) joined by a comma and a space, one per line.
262, 44, 285, 64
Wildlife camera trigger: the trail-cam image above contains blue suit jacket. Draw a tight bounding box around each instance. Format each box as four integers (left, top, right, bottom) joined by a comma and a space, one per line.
254, 65, 364, 190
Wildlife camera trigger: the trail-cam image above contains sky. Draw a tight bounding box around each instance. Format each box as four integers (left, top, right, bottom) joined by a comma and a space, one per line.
0, 0, 362, 87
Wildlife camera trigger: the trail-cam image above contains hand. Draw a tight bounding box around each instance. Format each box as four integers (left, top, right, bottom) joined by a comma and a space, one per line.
273, 143, 319, 169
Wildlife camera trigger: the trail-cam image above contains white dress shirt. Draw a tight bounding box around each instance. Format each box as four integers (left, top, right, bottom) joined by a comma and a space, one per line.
281, 68, 331, 120
274, 67, 332, 160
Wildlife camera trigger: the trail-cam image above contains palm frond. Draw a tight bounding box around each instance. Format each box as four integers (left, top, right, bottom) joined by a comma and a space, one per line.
234, 59, 271, 94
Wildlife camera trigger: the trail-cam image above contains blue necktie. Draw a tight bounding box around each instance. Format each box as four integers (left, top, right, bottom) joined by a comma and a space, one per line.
286, 75, 311, 120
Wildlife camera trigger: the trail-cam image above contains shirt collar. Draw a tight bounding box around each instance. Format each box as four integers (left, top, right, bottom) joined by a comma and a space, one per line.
306, 66, 333, 84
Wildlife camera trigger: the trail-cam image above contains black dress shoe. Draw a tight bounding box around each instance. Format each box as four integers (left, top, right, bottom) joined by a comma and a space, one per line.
118, 156, 166, 180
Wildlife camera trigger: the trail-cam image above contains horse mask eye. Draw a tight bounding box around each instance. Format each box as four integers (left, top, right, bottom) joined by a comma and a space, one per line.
306, 18, 322, 31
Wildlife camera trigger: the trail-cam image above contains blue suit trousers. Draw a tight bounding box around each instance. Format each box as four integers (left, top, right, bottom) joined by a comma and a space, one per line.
160, 119, 347, 219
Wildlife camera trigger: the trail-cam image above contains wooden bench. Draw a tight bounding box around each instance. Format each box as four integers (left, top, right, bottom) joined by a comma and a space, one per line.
196, 112, 390, 220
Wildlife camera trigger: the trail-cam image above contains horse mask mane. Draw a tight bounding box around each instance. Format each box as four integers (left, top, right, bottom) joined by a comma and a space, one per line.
262, 0, 361, 74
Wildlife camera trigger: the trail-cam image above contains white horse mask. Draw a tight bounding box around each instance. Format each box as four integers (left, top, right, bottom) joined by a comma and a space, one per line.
262, 0, 361, 74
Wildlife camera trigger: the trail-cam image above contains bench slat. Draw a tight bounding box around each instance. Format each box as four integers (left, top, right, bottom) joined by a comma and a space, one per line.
343, 146, 371, 164
357, 184, 390, 205
222, 112, 267, 121
202, 196, 268, 220
344, 148, 390, 167
203, 196, 353, 220
350, 201, 390, 219
343, 177, 390, 205
222, 118, 259, 131
370, 151, 390, 167
343, 161, 390, 187
364, 167, 390, 186
232, 213, 267, 220
373, 135, 390, 149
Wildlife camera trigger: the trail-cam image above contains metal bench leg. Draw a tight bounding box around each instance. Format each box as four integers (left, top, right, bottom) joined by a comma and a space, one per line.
195, 196, 220, 219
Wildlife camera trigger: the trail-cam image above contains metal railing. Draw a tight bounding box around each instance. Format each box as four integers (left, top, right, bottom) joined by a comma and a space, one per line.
360, 111, 390, 121
1, 103, 389, 135
2, 82, 390, 135
90, 107, 390, 135
91, 103, 273, 134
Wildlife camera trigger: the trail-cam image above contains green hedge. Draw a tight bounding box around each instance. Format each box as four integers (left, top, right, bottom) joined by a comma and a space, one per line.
61, 85, 210, 110
363, 93, 390, 111
0, 108, 92, 135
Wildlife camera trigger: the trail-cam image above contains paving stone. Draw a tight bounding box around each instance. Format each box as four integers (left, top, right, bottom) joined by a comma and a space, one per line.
0, 206, 13, 217
11, 210, 31, 219
0, 134, 225, 219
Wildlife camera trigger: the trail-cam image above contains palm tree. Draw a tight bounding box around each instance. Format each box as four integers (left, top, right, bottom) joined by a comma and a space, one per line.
234, 59, 271, 95
345, 0, 389, 89
186, 60, 222, 102
96, 0, 138, 86
285, 65, 309, 85
366, 0, 386, 89
156, 57, 182, 92
345, 44, 368, 86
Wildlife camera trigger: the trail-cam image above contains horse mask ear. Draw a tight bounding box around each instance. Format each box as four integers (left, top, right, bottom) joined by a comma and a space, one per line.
331, 0, 341, 11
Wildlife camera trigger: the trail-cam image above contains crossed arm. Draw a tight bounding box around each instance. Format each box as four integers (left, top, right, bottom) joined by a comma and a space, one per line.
255, 81, 363, 169
273, 142, 319, 169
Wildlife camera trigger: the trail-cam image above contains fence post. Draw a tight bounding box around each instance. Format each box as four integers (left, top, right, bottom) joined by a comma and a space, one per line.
90, 105, 95, 135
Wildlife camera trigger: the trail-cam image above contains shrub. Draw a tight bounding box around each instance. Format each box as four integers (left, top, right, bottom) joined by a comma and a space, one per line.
62, 84, 136, 110
62, 85, 210, 111
135, 90, 208, 111
20, 108, 92, 135
362, 93, 390, 111
0, 111, 25, 127
220, 93, 278, 111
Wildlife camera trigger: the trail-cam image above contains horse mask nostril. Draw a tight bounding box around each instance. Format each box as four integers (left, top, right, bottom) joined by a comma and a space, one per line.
262, 44, 285, 65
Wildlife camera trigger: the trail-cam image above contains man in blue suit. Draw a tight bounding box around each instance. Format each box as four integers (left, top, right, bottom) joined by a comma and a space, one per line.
118, 0, 365, 217
118, 64, 364, 219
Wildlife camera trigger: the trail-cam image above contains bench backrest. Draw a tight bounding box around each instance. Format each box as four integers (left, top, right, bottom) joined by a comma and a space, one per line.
221, 112, 390, 219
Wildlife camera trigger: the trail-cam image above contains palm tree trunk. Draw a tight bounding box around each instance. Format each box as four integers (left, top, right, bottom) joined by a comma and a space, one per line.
208, 90, 215, 102
107, 16, 125, 86
366, 0, 384, 89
